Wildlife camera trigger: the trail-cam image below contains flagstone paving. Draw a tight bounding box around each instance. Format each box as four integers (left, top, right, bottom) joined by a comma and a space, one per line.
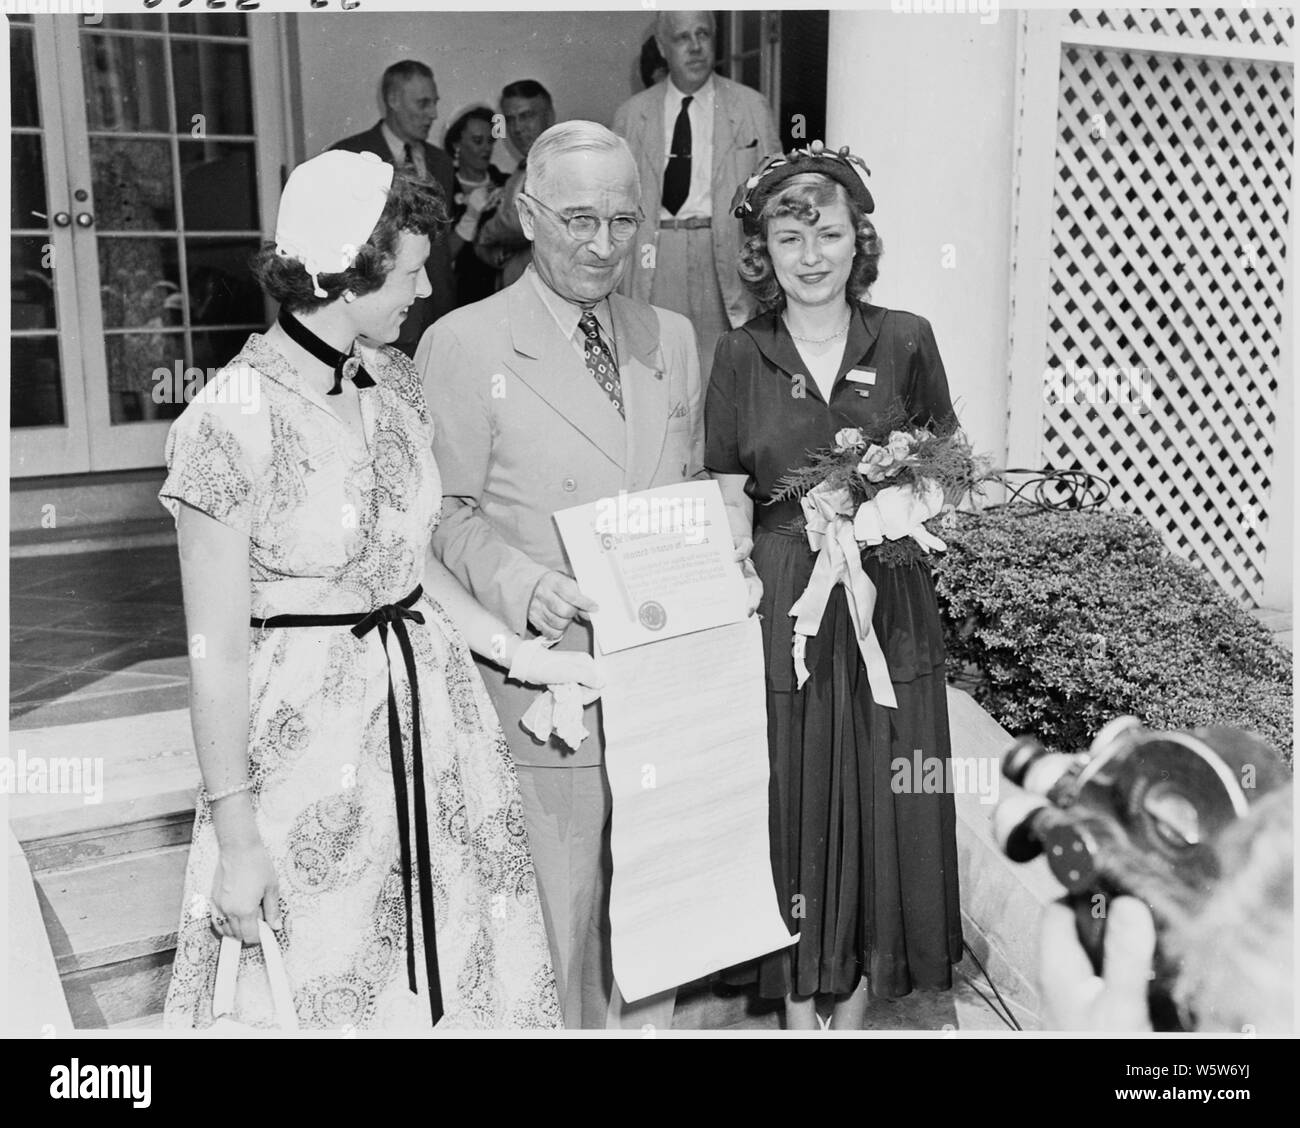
10, 545, 189, 730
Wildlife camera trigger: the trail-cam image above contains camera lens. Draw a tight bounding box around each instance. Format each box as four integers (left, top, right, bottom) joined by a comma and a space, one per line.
1002, 736, 1047, 787
993, 791, 1051, 863
1004, 738, 1079, 801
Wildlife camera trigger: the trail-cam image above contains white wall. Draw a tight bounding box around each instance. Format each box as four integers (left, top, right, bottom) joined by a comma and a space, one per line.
826, 9, 1017, 466
295, 10, 657, 169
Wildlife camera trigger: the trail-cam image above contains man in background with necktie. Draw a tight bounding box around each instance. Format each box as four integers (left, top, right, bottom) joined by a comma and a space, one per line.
420, 121, 702, 1030
613, 11, 780, 378
331, 60, 459, 355
475, 79, 557, 289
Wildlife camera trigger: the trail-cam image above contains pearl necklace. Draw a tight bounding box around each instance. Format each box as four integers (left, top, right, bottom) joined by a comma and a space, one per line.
784, 312, 851, 345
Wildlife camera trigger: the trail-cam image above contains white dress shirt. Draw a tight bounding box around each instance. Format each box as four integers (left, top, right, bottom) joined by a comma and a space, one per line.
527, 265, 618, 368
381, 121, 428, 181
659, 74, 715, 221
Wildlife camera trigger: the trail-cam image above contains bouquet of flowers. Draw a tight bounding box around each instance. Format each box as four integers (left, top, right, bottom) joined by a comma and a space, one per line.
771, 400, 991, 568
772, 401, 992, 704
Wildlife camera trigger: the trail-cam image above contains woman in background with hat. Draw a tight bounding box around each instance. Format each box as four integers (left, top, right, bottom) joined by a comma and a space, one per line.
443, 105, 509, 305
706, 143, 963, 1029
160, 150, 594, 1030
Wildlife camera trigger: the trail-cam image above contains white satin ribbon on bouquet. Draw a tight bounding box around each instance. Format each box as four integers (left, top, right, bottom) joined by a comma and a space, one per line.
789, 482, 897, 708
788, 479, 947, 708
853, 479, 947, 552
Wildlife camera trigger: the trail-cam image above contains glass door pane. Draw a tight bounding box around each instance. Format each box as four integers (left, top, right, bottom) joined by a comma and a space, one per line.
52, 11, 269, 470
76, 15, 264, 430
10, 18, 65, 430
9, 14, 94, 478
10, 11, 279, 478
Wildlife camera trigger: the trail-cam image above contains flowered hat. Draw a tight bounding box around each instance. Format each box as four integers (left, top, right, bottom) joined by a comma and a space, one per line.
731, 140, 874, 235
274, 150, 394, 298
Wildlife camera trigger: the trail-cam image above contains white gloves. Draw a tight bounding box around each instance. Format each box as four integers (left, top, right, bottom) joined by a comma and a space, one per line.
521, 684, 596, 750
510, 637, 606, 753
454, 209, 480, 243
741, 557, 763, 616
508, 636, 605, 693
455, 185, 504, 243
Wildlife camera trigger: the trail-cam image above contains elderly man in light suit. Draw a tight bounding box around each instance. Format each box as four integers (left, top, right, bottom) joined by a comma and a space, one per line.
614, 10, 781, 375
418, 121, 701, 1029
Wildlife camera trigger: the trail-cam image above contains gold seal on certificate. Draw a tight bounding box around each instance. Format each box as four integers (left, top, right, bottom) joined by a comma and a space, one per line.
637, 600, 668, 631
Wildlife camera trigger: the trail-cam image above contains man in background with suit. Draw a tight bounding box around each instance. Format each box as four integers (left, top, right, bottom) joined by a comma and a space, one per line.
332, 60, 459, 355
614, 11, 780, 376
474, 79, 556, 288
421, 121, 699, 1029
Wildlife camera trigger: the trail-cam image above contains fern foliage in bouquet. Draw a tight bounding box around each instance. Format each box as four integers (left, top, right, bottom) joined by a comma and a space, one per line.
770, 399, 993, 566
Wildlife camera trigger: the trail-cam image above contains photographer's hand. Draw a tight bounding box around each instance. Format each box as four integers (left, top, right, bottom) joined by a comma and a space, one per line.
1039, 896, 1156, 1031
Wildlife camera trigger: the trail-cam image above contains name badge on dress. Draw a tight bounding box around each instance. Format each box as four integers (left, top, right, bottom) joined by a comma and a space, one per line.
846, 367, 877, 385
297, 438, 344, 478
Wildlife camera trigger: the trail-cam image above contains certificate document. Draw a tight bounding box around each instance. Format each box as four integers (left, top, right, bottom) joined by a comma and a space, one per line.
553, 480, 750, 652
555, 482, 797, 1001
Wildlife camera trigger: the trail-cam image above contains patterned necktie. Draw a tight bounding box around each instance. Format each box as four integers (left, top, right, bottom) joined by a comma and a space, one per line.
579, 311, 624, 418
662, 94, 693, 216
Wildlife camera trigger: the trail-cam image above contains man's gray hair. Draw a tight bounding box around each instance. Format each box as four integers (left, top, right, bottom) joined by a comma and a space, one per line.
381, 60, 434, 104
655, 9, 716, 42
523, 121, 637, 201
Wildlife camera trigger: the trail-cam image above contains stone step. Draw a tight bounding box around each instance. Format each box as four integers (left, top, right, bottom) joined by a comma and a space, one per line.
38, 844, 189, 976
8, 708, 199, 856
108, 1013, 166, 1031
19, 800, 195, 874
35, 844, 189, 1027
9, 469, 167, 538
11, 516, 177, 558
61, 949, 176, 1029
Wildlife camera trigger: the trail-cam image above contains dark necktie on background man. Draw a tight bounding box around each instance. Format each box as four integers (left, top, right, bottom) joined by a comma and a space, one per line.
402, 142, 416, 172
662, 95, 693, 216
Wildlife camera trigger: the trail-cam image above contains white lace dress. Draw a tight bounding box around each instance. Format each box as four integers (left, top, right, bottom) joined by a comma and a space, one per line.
159, 333, 560, 1030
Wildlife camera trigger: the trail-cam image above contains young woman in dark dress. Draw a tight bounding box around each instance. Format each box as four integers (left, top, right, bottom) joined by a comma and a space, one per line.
706, 144, 963, 1030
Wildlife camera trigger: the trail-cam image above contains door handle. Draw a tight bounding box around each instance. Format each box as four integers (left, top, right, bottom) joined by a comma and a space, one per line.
75, 212, 94, 228
53, 212, 71, 227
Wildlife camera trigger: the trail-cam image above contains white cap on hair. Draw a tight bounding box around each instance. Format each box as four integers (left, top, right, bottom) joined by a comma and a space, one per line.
274, 150, 393, 298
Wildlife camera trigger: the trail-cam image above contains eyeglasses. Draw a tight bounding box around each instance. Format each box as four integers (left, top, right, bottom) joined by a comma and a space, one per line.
520, 193, 643, 242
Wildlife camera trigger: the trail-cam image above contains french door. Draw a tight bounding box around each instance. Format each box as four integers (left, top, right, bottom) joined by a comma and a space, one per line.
9, 10, 287, 476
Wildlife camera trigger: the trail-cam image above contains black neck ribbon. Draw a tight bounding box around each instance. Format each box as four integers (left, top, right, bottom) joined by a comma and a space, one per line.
278, 307, 377, 396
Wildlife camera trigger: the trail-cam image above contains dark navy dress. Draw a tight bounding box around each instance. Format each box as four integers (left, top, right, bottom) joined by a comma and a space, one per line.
705, 302, 964, 999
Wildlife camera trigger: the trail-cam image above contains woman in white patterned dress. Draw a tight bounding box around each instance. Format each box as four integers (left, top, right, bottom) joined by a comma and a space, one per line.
160, 152, 598, 1030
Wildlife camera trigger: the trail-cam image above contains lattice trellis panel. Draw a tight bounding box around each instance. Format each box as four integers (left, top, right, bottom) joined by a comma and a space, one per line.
1069, 6, 1294, 49
1043, 43, 1293, 603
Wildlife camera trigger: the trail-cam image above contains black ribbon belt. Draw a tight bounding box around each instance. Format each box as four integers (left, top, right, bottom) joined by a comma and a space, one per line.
251, 585, 442, 1025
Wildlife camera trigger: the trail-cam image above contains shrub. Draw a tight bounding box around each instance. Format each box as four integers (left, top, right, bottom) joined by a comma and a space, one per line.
932, 506, 1294, 764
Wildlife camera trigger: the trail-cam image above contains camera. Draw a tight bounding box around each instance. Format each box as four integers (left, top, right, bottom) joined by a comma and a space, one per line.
994, 716, 1290, 1030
